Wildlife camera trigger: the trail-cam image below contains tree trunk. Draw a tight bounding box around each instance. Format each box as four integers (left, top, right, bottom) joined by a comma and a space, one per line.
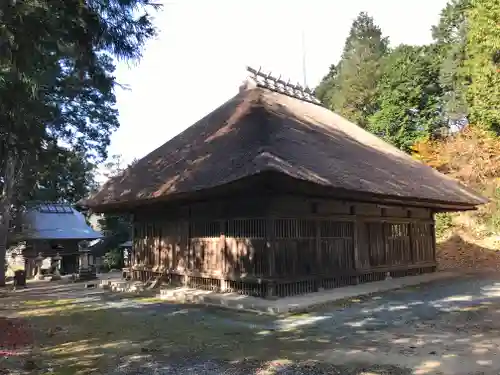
0, 152, 19, 287
0, 221, 7, 287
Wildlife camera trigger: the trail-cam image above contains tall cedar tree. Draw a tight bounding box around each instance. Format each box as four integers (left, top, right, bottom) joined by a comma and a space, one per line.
432, 0, 471, 128
319, 12, 389, 128
466, 0, 500, 133
0, 0, 159, 285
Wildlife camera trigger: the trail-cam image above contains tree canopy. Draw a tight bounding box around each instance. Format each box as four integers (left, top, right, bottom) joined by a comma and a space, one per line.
0, 0, 160, 285
316, 0, 500, 148
465, 0, 500, 133
367, 45, 443, 151
316, 12, 388, 128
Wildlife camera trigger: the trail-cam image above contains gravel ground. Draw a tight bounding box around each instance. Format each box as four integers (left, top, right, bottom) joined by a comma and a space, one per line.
3, 274, 500, 374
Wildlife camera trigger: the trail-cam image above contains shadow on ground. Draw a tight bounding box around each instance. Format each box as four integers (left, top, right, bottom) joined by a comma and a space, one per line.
3, 272, 500, 374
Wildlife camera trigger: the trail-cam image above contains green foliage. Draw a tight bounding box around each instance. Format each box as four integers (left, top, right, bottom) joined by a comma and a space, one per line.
314, 64, 338, 106
433, 0, 471, 125
22, 145, 98, 204
479, 187, 500, 235
96, 154, 133, 252
367, 45, 443, 151
98, 214, 131, 251
103, 248, 123, 270
465, 0, 500, 133
315, 0, 500, 153
435, 213, 454, 238
317, 12, 388, 128
0, 0, 159, 166
0, 0, 159, 285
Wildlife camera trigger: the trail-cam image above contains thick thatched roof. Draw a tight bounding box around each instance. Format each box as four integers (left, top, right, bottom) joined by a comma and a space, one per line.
84, 78, 486, 211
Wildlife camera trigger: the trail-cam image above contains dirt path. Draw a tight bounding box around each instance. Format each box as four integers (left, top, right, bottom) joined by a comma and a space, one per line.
2, 275, 500, 374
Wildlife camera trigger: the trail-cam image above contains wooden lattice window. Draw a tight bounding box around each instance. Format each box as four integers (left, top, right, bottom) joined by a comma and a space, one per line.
385, 222, 410, 265
320, 220, 353, 238
319, 220, 355, 271
227, 219, 266, 238
411, 223, 434, 262
367, 222, 385, 267
274, 219, 315, 239
190, 221, 221, 238
273, 219, 317, 277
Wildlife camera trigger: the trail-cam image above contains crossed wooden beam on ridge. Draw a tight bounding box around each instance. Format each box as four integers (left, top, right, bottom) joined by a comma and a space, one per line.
246, 66, 322, 106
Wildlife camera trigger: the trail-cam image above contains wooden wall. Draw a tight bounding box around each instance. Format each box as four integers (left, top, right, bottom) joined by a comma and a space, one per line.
130, 194, 436, 298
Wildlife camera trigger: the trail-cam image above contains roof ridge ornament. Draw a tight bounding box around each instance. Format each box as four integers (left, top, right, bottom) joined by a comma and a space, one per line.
246, 66, 322, 106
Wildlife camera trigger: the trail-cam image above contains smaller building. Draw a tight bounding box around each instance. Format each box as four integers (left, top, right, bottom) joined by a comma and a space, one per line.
15, 202, 103, 276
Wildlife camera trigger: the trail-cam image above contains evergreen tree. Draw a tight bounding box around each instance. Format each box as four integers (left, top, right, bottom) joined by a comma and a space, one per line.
328, 12, 389, 128
23, 146, 98, 205
0, 0, 159, 285
432, 0, 471, 128
466, 0, 500, 132
368, 45, 443, 152
315, 64, 338, 106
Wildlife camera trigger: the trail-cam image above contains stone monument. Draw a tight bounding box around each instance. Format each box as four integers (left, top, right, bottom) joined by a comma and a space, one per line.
78, 240, 97, 281
50, 253, 62, 281
34, 252, 44, 280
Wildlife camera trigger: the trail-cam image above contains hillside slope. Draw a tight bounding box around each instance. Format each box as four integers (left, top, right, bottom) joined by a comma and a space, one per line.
413, 127, 500, 271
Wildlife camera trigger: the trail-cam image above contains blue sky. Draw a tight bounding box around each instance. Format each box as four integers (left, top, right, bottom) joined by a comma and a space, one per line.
106, 0, 448, 169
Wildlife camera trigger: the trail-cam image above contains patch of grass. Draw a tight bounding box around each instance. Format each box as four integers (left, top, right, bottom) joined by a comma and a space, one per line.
132, 296, 163, 303
23, 299, 77, 307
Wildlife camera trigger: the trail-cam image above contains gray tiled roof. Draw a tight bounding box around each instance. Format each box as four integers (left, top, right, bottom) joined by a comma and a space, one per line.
20, 203, 103, 240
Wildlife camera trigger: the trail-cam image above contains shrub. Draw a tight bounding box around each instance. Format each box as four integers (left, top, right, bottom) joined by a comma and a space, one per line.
103, 248, 123, 270
435, 212, 454, 238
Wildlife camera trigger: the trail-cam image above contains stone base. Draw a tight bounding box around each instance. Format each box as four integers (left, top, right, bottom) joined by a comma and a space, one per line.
157, 271, 459, 315
78, 267, 97, 281
99, 278, 146, 293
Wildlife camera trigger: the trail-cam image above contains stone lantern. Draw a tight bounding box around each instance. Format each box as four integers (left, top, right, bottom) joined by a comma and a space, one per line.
50, 253, 62, 281
35, 252, 44, 280
78, 241, 96, 280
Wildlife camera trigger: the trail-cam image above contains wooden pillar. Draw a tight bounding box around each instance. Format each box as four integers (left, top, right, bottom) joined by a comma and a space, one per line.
267, 217, 275, 277
266, 216, 276, 299
408, 222, 415, 264
431, 218, 437, 264
315, 218, 321, 269
219, 220, 227, 292
187, 206, 193, 271
353, 220, 361, 270
382, 221, 389, 266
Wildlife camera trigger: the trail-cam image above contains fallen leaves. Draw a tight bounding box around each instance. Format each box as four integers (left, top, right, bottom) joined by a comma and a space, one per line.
0, 317, 34, 351
437, 233, 500, 271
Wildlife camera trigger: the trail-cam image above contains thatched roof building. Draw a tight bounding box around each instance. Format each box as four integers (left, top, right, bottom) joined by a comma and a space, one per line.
83, 68, 485, 298
86, 80, 484, 212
